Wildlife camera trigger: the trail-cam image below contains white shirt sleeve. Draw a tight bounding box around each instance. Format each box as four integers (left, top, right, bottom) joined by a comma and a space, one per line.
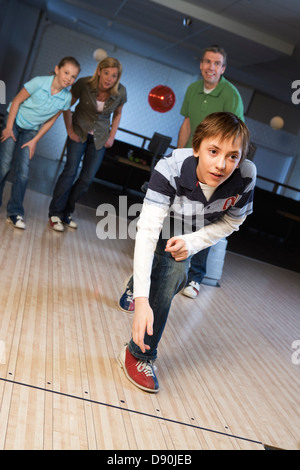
180, 213, 246, 256
133, 202, 169, 299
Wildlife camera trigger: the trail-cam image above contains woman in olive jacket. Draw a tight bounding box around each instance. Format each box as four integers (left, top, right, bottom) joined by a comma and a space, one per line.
49, 56, 127, 231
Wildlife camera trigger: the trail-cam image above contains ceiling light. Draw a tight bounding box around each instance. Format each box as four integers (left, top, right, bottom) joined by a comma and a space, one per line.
182, 18, 192, 27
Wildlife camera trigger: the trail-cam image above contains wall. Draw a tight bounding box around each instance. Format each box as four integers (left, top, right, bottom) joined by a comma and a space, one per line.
31, 23, 300, 201
246, 117, 300, 200
1, 2, 299, 201
0, 0, 42, 105
27, 23, 198, 161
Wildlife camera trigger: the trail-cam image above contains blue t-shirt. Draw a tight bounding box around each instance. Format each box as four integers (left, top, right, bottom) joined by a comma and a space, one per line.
8, 75, 72, 130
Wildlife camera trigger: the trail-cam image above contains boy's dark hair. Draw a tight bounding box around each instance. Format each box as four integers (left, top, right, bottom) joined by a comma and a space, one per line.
201, 45, 227, 66
192, 112, 250, 162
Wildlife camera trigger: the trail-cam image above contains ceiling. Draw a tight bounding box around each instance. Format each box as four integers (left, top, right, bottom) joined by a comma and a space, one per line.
22, 0, 300, 106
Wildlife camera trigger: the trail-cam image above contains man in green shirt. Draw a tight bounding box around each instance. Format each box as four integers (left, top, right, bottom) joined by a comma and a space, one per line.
178, 46, 244, 148
178, 46, 244, 298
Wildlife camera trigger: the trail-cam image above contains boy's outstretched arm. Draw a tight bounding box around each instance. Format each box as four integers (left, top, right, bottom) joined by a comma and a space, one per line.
132, 297, 153, 353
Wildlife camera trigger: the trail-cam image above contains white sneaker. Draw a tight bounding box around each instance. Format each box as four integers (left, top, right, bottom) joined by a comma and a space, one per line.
49, 216, 64, 232
182, 281, 200, 299
7, 215, 26, 230
63, 215, 78, 229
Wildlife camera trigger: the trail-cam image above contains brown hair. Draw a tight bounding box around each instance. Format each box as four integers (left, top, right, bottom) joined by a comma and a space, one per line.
192, 112, 250, 162
57, 56, 81, 71
201, 45, 227, 67
88, 57, 122, 95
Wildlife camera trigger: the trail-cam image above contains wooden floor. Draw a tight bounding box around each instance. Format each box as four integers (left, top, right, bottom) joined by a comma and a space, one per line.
0, 185, 299, 450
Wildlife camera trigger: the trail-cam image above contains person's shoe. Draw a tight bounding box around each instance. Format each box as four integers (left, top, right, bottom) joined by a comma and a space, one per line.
7, 215, 26, 230
118, 282, 135, 313
49, 216, 65, 232
182, 281, 200, 298
117, 345, 159, 393
63, 215, 78, 229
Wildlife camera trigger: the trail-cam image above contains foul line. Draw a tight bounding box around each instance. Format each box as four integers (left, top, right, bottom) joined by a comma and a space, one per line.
0, 376, 263, 447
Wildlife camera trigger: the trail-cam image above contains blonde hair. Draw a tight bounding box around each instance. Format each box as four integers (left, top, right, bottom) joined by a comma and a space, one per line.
192, 112, 250, 162
88, 57, 122, 95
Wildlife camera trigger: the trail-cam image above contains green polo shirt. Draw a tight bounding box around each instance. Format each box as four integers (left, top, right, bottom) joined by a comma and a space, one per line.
180, 76, 244, 147
71, 77, 127, 150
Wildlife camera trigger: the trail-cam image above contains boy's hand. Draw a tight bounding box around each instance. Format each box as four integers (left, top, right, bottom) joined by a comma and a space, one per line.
132, 297, 153, 353
165, 236, 189, 261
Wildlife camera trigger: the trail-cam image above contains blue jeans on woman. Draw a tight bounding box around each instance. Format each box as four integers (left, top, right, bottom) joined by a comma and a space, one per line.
0, 119, 37, 217
128, 233, 191, 362
49, 135, 105, 219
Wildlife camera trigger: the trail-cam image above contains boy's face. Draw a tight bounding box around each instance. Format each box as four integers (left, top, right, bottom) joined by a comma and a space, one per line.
194, 135, 242, 188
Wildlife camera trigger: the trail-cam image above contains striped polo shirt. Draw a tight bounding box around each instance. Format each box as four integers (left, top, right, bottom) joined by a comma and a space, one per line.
145, 148, 256, 235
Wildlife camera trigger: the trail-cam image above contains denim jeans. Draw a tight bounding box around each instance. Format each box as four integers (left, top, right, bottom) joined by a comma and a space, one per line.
49, 135, 105, 218
187, 247, 211, 284
0, 118, 37, 217
128, 234, 191, 362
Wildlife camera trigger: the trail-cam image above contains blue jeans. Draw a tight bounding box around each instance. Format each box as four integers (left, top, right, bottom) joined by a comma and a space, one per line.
49, 135, 105, 218
0, 119, 37, 217
187, 247, 211, 284
128, 234, 191, 362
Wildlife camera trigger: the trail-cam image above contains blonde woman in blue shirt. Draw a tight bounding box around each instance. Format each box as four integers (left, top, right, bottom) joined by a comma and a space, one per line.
0, 56, 80, 229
